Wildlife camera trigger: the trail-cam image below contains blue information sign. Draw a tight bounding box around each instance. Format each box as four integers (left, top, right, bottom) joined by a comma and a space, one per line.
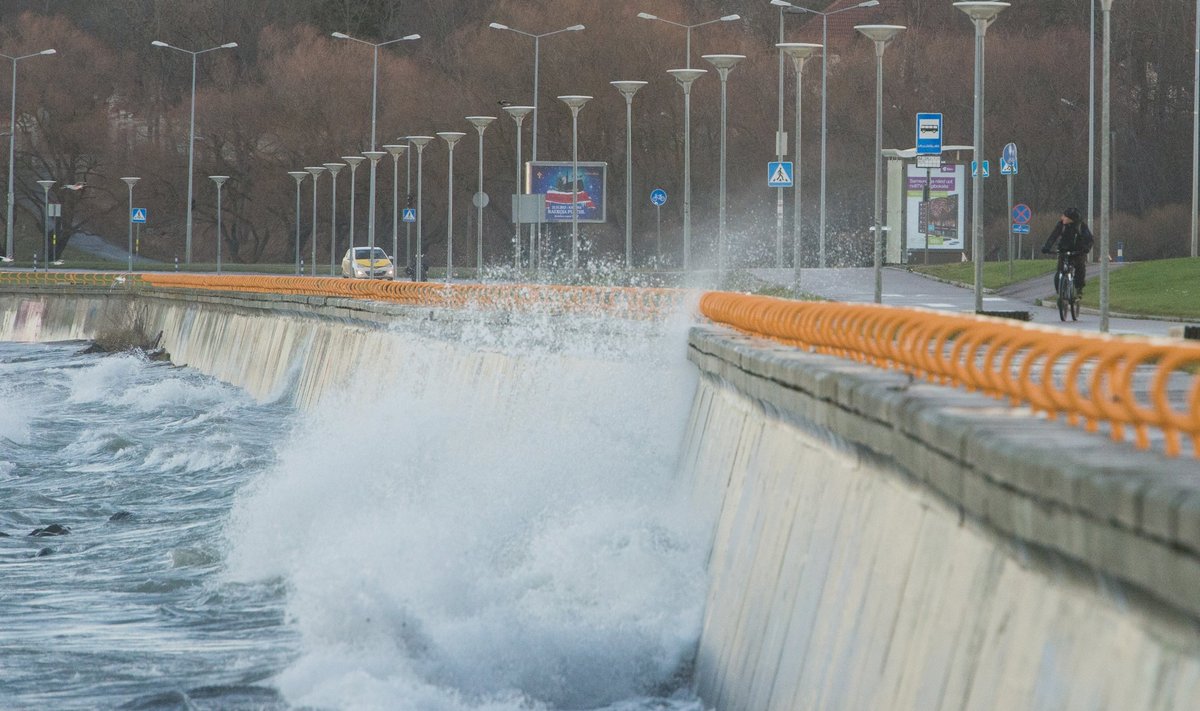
767, 162, 794, 188
1012, 224, 1030, 234
1000, 142, 1018, 175
650, 188, 667, 206
402, 208, 416, 223
916, 113, 943, 155
130, 208, 147, 224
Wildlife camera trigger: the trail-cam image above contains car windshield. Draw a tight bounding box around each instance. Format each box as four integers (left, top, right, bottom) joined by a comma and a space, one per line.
354, 248, 388, 260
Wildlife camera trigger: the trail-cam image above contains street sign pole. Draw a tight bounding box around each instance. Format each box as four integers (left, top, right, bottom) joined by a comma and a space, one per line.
1007, 172, 1014, 280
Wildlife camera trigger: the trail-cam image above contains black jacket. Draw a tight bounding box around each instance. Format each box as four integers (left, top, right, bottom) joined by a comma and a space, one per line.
1042, 221, 1094, 254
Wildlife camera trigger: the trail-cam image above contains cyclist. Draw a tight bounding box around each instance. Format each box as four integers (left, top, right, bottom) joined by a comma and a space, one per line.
1040, 207, 1094, 295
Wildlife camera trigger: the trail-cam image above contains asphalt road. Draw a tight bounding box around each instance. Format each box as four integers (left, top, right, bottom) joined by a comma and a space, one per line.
749, 267, 1182, 338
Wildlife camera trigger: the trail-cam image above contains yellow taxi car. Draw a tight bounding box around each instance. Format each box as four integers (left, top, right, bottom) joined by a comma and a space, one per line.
341, 247, 396, 279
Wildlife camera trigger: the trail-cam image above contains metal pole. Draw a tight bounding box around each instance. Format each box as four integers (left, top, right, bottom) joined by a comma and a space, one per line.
792, 56, 807, 289
185, 53, 197, 264
310, 171, 320, 276
1089, 0, 1096, 246
447, 143, 456, 281
819, 16, 829, 267
324, 163, 342, 275
393, 153, 400, 271
1007, 172, 1014, 280
514, 115, 524, 268
365, 151, 383, 277
625, 95, 634, 269
776, 12, 786, 269
1100, 0, 1113, 332
405, 144, 412, 267
6, 61, 15, 262
532, 36, 540, 162
971, 21, 984, 312
1192, 0, 1199, 257
215, 181, 223, 273
126, 184, 133, 272
873, 48, 885, 304
478, 128, 484, 272
370, 46, 378, 150
572, 108, 579, 267
417, 144, 425, 281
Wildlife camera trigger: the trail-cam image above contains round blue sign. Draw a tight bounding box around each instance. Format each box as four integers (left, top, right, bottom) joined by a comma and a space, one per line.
650, 188, 667, 206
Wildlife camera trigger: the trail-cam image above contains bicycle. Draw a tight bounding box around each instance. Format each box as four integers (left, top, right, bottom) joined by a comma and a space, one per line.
1054, 249, 1081, 322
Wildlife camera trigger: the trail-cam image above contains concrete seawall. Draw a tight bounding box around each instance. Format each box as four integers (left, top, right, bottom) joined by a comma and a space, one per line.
4, 286, 1200, 709
685, 325, 1200, 710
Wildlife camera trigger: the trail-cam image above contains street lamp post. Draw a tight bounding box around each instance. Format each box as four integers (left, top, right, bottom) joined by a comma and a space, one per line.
776, 0, 880, 268
36, 179, 52, 268
702, 56, 744, 279
636, 12, 741, 69
384, 144, 407, 273
558, 96, 591, 269
777, 43, 822, 291
954, 2, 1007, 313
1100, 0, 1115, 331
855, 24, 905, 305
487, 23, 584, 163
341, 155, 364, 259
330, 32, 421, 151
323, 162, 344, 275
610, 82, 647, 270
3, 48, 55, 262
437, 132, 466, 282
209, 175, 228, 273
288, 171, 307, 275
466, 116, 496, 274
151, 40, 238, 265
668, 69, 706, 271
408, 136, 434, 281
1193, 0, 1199, 257
363, 150, 385, 276
120, 178, 137, 272
305, 166, 325, 276
502, 105, 534, 269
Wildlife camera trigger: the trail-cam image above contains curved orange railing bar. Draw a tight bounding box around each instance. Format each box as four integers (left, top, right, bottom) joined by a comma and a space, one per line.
700, 291, 1200, 459
135, 273, 688, 320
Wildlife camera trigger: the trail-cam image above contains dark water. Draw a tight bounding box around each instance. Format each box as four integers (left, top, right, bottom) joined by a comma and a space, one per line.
0, 336, 709, 711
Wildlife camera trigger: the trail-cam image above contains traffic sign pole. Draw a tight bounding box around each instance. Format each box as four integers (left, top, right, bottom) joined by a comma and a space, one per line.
1007, 171, 1014, 280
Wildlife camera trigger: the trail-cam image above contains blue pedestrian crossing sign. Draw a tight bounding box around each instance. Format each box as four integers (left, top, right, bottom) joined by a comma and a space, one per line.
402, 208, 416, 223
768, 161, 794, 188
971, 160, 990, 178
650, 188, 667, 206
130, 208, 147, 223
1000, 142, 1018, 175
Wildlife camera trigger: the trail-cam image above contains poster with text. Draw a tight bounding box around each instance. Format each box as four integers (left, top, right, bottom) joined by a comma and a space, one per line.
905, 163, 965, 251
526, 161, 607, 223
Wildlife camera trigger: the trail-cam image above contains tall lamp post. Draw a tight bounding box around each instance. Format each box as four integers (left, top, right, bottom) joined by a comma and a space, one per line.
667, 69, 700, 269
120, 178, 138, 272
636, 12, 741, 69
383, 144, 407, 272
341, 155, 364, 259
1100, 0, 1115, 331
610, 82, 647, 270
487, 23, 584, 163
288, 171, 307, 275
702, 56, 744, 279
36, 179, 53, 267
437, 132, 465, 282
954, 2, 1007, 313
322, 162, 344, 275
855, 24, 905, 305
408, 136, 434, 281
329, 32, 420, 151
466, 116, 496, 273
1192, 0, 1198, 257
209, 175, 228, 273
774, 0, 880, 268
363, 151, 385, 276
3, 47, 55, 262
558, 96, 591, 268
151, 40, 237, 265
777, 43, 822, 290
305, 166, 325, 275
502, 105, 534, 269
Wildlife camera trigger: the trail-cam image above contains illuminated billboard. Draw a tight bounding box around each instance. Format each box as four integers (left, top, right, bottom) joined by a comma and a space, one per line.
525, 161, 607, 223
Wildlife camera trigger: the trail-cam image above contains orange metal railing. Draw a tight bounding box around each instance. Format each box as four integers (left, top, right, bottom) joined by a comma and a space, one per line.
0, 270, 131, 288
136, 273, 687, 320
699, 292, 1200, 459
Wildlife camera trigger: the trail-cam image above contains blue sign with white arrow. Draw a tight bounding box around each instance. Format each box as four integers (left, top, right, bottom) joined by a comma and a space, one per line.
971, 160, 990, 179
650, 188, 667, 206
130, 208, 147, 224
767, 161, 794, 188
1000, 142, 1018, 175
402, 208, 416, 223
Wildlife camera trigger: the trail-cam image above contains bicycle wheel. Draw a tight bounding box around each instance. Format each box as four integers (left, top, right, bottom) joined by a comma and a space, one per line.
1057, 274, 1069, 321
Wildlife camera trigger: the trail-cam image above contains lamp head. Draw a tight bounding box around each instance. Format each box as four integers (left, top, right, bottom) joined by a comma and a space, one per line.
720, 14, 741, 21
36, 179, 55, 189
341, 155, 365, 167
150, 40, 169, 48
566, 25, 585, 31
858, 0, 882, 7
502, 105, 535, 121
436, 131, 466, 147
770, 1, 793, 7
488, 23, 509, 30
288, 171, 307, 183
854, 24, 906, 44
402, 34, 420, 41
637, 12, 658, 20
776, 43, 822, 63
952, 2, 1010, 22
362, 150, 386, 163
407, 136, 435, 148
40, 49, 57, 56
209, 175, 229, 186
383, 144, 407, 157
119, 177, 138, 188
322, 162, 345, 176
465, 116, 497, 132
331, 32, 350, 39
557, 95, 592, 111
610, 81, 648, 99
221, 42, 238, 49
702, 54, 746, 72
667, 68, 706, 89
305, 166, 325, 177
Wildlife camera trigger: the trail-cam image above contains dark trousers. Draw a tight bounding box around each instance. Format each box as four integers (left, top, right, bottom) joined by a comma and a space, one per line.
1054, 252, 1088, 291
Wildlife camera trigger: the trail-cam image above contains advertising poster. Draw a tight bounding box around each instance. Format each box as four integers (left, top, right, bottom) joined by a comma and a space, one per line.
526, 161, 607, 223
906, 163, 965, 251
